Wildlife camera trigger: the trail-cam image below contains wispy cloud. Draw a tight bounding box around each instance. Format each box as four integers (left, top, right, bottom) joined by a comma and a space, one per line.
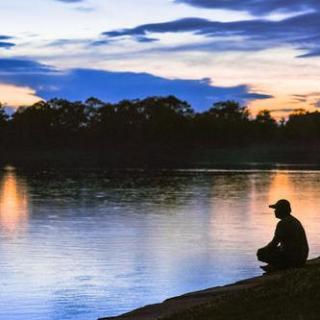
175, 0, 319, 16
291, 92, 320, 107
0, 35, 15, 49
0, 42, 15, 48
0, 58, 56, 74
54, 0, 85, 3
53, 0, 94, 13
102, 13, 320, 57
269, 108, 302, 113
75, 6, 95, 12
0, 35, 13, 40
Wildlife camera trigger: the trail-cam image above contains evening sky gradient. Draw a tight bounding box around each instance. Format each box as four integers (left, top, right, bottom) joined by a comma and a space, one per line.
1, 0, 320, 116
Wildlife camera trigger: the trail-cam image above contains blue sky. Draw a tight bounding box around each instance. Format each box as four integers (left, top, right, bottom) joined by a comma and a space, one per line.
1, 0, 320, 115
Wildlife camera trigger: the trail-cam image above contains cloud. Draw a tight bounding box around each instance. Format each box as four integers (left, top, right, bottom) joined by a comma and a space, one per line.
0, 58, 56, 74
291, 92, 320, 107
90, 39, 110, 46
47, 38, 91, 48
75, 6, 95, 12
0, 36, 12, 40
54, 0, 85, 3
0, 42, 15, 49
269, 108, 302, 113
297, 49, 320, 58
314, 100, 320, 108
102, 13, 320, 57
174, 0, 318, 16
292, 92, 320, 98
103, 18, 215, 38
0, 58, 272, 110
0, 35, 15, 49
53, 0, 94, 12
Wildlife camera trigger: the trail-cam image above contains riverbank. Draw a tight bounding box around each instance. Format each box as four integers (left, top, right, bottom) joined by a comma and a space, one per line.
100, 257, 320, 320
2, 144, 320, 168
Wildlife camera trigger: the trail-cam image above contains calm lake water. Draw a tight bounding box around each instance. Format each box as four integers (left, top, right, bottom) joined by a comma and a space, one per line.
1, 166, 320, 320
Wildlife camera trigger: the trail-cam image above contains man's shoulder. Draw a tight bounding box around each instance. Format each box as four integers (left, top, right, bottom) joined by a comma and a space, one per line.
281, 215, 300, 223
277, 218, 288, 226
277, 215, 298, 228
280, 215, 304, 232
287, 215, 302, 225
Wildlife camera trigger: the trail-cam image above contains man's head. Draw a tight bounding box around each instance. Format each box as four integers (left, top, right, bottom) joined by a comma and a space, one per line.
269, 199, 291, 219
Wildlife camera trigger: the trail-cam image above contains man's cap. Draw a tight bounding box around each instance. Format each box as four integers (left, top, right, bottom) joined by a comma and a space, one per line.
269, 199, 291, 210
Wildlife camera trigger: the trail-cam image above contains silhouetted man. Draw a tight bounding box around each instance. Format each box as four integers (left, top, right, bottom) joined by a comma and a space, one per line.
257, 199, 309, 272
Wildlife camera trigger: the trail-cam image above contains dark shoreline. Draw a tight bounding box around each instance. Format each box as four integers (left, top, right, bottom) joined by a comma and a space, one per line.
99, 257, 320, 320
2, 144, 320, 169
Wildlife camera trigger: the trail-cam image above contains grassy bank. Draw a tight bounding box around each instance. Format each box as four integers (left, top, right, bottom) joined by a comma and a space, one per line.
164, 263, 320, 320
100, 259, 320, 320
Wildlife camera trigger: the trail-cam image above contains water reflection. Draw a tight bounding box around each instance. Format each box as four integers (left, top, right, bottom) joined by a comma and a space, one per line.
0, 166, 29, 233
268, 171, 320, 256
0, 168, 320, 320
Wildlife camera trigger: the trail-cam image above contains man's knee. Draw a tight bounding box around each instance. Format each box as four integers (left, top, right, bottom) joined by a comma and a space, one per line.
257, 247, 269, 262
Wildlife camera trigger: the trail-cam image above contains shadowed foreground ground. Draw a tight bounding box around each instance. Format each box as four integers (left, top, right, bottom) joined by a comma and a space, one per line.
100, 257, 320, 320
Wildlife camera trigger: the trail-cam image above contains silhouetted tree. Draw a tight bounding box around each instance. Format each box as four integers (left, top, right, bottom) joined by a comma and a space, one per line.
0, 104, 7, 126
140, 96, 194, 144
2, 96, 320, 165
209, 101, 249, 121
194, 101, 250, 146
254, 110, 278, 142
0, 103, 8, 146
284, 109, 320, 143
10, 101, 54, 147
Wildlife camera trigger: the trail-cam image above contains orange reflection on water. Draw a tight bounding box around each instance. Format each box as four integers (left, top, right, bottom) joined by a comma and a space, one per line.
268, 172, 293, 209
268, 171, 320, 255
0, 166, 29, 233
268, 171, 317, 219
208, 171, 320, 259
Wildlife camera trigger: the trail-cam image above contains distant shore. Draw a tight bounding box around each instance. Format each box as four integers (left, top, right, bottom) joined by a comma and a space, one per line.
2, 144, 320, 169
99, 257, 320, 320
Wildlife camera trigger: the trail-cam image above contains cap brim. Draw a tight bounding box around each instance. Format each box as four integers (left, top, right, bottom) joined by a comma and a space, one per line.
269, 204, 277, 209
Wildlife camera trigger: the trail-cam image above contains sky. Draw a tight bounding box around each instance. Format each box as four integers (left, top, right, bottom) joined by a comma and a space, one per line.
1, 0, 320, 117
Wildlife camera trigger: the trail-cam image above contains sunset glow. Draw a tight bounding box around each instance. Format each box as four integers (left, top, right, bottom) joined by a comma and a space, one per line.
1, 1, 320, 115
0, 84, 41, 108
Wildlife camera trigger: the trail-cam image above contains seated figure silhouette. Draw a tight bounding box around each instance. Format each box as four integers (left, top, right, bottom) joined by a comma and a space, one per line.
257, 199, 309, 272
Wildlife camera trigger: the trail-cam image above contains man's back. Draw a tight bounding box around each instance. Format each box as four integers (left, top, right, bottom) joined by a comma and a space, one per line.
275, 215, 309, 263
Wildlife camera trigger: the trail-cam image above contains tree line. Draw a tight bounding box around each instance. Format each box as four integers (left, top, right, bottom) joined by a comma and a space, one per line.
0, 96, 320, 152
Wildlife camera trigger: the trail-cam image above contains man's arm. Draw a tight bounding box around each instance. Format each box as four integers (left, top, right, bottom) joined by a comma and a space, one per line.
265, 222, 282, 248
265, 234, 280, 248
